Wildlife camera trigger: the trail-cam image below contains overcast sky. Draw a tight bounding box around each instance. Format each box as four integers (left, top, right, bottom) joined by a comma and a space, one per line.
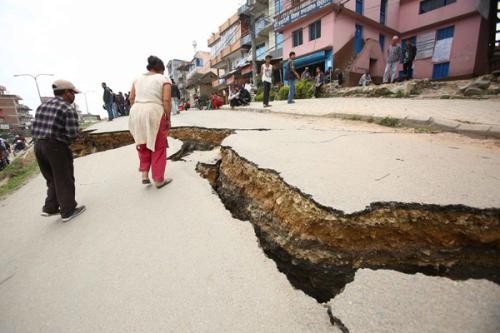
0, 0, 242, 118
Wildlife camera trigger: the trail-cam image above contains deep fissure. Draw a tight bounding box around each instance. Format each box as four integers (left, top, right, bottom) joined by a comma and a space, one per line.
73, 127, 500, 304
197, 146, 500, 303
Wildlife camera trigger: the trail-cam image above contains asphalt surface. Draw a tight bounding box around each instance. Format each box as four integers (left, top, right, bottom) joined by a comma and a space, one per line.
0, 140, 334, 333
2, 109, 499, 332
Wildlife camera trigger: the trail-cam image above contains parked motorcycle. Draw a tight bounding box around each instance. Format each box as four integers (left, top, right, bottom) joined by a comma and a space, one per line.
0, 149, 8, 171
13, 140, 26, 156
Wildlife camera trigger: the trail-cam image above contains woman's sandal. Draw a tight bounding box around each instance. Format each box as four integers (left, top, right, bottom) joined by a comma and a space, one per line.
155, 178, 173, 189
142, 179, 151, 185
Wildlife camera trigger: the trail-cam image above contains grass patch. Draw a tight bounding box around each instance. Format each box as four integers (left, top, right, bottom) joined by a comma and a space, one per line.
393, 90, 405, 98
415, 127, 435, 134
80, 122, 95, 130
379, 116, 400, 127
347, 115, 363, 121
0, 151, 39, 198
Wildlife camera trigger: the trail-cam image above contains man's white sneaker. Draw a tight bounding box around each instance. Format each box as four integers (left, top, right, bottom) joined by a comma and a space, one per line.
41, 210, 60, 217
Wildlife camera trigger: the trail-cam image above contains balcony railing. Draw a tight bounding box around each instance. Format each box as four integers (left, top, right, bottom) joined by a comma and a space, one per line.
274, 0, 335, 30
241, 34, 251, 47
255, 17, 272, 36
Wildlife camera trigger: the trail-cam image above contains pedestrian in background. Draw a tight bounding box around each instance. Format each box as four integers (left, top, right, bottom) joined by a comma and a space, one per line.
117, 92, 126, 116
403, 39, 417, 80
334, 68, 344, 87
32, 80, 86, 222
102, 82, 114, 121
383, 36, 401, 83
125, 92, 131, 115
229, 85, 241, 109
171, 78, 180, 115
359, 70, 372, 87
286, 51, 300, 104
261, 54, 273, 107
301, 67, 312, 81
111, 91, 119, 118
0, 137, 11, 164
128, 56, 172, 188
314, 67, 324, 98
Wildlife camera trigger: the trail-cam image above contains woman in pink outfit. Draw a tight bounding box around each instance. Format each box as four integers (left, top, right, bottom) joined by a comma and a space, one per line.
128, 56, 172, 188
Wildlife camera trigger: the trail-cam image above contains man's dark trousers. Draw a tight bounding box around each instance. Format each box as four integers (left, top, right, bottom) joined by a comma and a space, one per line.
403, 62, 413, 79
35, 139, 77, 217
263, 81, 271, 105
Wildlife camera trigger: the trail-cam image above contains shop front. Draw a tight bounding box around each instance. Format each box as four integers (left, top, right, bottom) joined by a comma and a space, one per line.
282, 49, 333, 80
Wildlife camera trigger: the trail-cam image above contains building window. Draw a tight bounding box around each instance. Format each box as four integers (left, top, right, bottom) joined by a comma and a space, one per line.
419, 0, 456, 14
436, 25, 454, 40
309, 20, 321, 41
275, 0, 282, 14
276, 32, 284, 48
432, 62, 450, 79
195, 58, 203, 67
356, 0, 363, 14
379, 34, 385, 52
380, 0, 387, 24
292, 28, 303, 47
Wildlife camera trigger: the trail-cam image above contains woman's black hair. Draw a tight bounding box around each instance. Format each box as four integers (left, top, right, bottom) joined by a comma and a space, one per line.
146, 55, 165, 72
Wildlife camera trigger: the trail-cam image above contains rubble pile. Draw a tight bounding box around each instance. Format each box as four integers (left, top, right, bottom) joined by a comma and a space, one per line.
322, 71, 500, 99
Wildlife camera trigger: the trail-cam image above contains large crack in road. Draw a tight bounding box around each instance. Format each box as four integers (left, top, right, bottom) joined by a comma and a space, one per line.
71, 127, 500, 305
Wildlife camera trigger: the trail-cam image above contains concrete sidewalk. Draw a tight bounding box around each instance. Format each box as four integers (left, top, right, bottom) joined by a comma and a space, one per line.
221, 98, 500, 138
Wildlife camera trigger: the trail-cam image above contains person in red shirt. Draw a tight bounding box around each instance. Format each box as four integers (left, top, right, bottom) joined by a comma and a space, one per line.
211, 92, 223, 109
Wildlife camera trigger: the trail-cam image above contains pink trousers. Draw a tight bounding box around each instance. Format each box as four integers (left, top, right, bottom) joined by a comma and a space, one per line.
136, 116, 168, 182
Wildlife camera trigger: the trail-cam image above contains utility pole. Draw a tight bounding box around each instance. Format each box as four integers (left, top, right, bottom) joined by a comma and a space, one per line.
13, 73, 54, 103
249, 11, 258, 87
82, 90, 96, 114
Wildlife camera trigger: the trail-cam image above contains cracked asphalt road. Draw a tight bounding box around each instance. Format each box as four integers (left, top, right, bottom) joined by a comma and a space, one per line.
1, 110, 499, 332
0, 140, 334, 333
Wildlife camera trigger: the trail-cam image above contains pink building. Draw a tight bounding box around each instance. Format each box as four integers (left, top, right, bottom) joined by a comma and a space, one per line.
274, 0, 493, 85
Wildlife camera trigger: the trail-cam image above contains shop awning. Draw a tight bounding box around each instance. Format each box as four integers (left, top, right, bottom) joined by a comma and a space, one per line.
292, 50, 326, 68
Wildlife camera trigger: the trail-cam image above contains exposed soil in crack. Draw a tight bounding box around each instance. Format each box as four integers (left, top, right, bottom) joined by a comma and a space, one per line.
71, 127, 235, 158
196, 145, 500, 303
72, 126, 500, 305
71, 130, 134, 157
168, 127, 234, 161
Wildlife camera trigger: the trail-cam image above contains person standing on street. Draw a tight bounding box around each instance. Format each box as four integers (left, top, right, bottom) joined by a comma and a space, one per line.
171, 79, 180, 115
129, 55, 173, 188
314, 67, 324, 98
383, 36, 401, 83
117, 92, 126, 116
102, 82, 114, 121
403, 39, 417, 80
261, 54, 273, 107
286, 51, 300, 104
32, 80, 86, 222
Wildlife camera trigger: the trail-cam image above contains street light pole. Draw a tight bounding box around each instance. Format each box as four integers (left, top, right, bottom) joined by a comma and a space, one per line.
81, 90, 96, 114
13, 73, 54, 103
